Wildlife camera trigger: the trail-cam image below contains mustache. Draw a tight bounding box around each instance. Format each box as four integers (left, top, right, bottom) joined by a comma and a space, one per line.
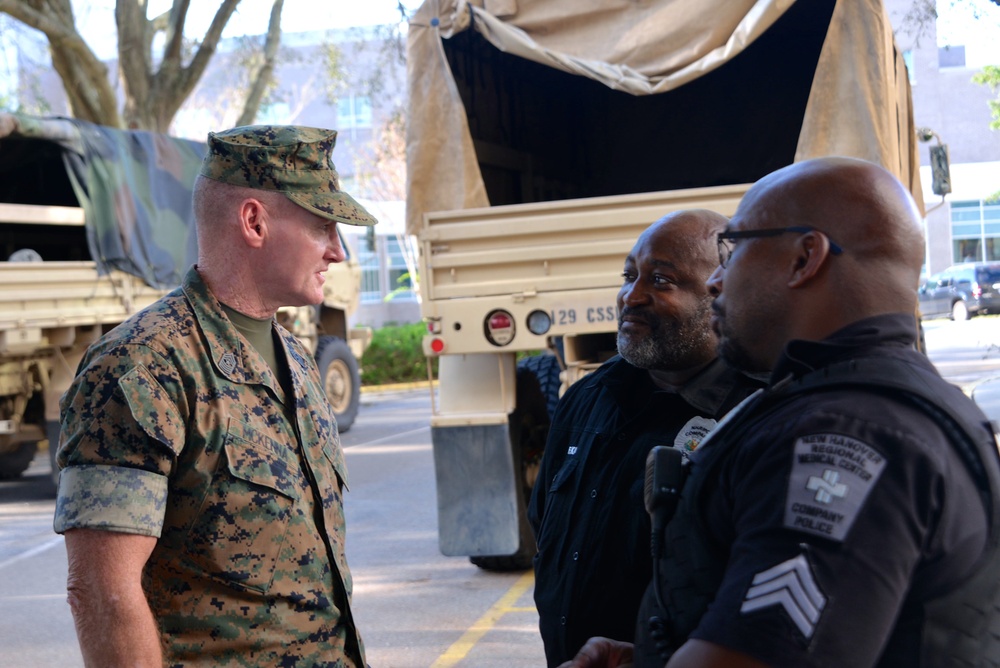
619, 306, 658, 326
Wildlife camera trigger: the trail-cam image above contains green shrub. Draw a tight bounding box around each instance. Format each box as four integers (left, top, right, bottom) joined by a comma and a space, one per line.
360, 322, 438, 385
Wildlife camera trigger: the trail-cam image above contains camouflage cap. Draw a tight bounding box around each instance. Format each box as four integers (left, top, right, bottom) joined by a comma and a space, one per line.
199, 125, 377, 226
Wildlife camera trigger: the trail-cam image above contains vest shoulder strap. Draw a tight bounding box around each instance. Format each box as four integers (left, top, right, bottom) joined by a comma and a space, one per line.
784, 356, 1000, 540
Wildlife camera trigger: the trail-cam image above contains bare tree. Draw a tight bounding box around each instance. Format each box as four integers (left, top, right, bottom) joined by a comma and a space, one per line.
234, 0, 283, 127
0, 0, 284, 132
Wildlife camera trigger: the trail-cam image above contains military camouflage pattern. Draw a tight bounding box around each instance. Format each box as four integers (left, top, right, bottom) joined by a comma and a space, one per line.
201, 125, 377, 227
0, 113, 208, 289
54, 267, 365, 667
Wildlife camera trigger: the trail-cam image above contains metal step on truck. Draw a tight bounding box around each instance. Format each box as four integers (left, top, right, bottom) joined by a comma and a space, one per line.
405, 0, 924, 569
0, 113, 370, 485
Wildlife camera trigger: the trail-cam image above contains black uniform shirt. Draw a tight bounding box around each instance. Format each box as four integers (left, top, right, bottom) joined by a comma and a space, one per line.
529, 355, 763, 667
687, 314, 992, 666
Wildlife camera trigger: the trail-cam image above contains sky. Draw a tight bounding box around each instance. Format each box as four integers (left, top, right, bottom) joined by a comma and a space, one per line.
72, 0, 422, 58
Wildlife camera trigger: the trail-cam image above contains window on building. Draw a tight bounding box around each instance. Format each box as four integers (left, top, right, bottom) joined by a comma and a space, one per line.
257, 102, 291, 125
938, 45, 966, 68
951, 199, 1000, 262
336, 95, 373, 129
357, 235, 381, 304
936, 0, 996, 70
902, 50, 916, 84
386, 236, 415, 301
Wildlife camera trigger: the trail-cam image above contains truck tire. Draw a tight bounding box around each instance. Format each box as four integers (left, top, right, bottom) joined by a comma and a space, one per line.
316, 335, 361, 433
470, 354, 561, 571
0, 442, 37, 480
516, 353, 562, 420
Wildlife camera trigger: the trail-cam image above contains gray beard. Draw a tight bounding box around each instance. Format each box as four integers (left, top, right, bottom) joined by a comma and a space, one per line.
616, 305, 714, 371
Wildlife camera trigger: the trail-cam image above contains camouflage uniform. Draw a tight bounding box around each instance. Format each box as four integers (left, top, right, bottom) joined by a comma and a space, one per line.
54, 125, 376, 667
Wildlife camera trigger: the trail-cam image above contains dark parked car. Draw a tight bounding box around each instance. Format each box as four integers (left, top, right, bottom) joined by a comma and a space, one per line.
918, 262, 1000, 320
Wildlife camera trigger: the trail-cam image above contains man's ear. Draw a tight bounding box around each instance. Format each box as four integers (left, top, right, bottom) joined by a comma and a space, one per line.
238, 198, 267, 248
788, 231, 834, 288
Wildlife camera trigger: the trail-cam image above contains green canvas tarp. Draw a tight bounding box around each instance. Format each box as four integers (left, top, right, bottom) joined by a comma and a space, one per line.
0, 113, 205, 289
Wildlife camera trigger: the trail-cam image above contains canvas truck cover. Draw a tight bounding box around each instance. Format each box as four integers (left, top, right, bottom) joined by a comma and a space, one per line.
0, 113, 205, 289
405, 0, 924, 236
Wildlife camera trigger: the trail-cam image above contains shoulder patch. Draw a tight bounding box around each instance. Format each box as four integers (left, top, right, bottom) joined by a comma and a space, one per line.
673, 416, 718, 455
784, 433, 886, 541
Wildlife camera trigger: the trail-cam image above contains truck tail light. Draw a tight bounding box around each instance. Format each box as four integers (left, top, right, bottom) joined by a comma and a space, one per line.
484, 309, 515, 346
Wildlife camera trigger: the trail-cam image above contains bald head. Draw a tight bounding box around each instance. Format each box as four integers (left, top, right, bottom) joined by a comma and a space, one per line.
708, 157, 926, 371
748, 156, 924, 282
742, 157, 924, 305
635, 208, 729, 273
616, 209, 729, 382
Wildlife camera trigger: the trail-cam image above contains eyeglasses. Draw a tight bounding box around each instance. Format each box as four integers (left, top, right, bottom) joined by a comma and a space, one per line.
717, 226, 844, 268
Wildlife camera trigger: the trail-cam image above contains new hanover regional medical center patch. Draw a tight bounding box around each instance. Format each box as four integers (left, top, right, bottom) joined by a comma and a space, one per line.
784, 433, 887, 542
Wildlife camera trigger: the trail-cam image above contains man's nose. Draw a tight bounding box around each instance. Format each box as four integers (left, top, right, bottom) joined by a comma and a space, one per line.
620, 279, 651, 306
706, 264, 724, 297
327, 230, 346, 263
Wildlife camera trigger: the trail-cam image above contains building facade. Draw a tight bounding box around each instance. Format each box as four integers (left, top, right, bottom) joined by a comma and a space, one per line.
887, 0, 1000, 276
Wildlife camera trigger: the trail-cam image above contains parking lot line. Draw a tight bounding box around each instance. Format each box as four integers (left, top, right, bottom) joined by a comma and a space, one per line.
430, 570, 535, 667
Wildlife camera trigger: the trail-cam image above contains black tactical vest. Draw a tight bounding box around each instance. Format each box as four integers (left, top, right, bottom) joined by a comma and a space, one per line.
633, 357, 1000, 668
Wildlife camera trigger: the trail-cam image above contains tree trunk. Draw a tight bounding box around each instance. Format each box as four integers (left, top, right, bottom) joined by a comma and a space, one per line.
117, 0, 246, 132
0, 0, 122, 127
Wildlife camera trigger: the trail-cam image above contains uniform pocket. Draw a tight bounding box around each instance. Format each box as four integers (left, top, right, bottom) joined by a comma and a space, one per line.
321, 437, 349, 492
549, 457, 579, 494
183, 422, 302, 593
536, 458, 580, 551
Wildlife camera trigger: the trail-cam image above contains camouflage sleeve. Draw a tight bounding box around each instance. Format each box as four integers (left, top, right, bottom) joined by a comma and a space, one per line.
54, 345, 186, 536
53, 465, 167, 536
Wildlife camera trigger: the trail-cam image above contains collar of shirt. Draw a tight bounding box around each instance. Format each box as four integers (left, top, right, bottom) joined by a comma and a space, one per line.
771, 312, 921, 384
181, 266, 278, 388
600, 355, 755, 417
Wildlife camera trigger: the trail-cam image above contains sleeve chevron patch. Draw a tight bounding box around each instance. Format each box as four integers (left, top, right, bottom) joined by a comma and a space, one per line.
740, 553, 826, 638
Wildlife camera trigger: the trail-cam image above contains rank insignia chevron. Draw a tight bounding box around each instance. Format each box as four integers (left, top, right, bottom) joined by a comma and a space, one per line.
740, 553, 826, 638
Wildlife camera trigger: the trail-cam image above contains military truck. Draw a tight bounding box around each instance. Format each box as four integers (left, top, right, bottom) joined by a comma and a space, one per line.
0, 113, 370, 484
406, 0, 924, 569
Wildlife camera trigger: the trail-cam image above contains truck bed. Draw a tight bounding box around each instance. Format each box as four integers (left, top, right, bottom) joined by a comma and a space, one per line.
419, 184, 749, 303
0, 261, 167, 354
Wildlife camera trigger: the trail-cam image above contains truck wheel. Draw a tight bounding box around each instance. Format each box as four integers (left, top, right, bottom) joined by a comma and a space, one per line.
0, 442, 37, 480
316, 335, 361, 432
470, 355, 560, 571
516, 353, 562, 420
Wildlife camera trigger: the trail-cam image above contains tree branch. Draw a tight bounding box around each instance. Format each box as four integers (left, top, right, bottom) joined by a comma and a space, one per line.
162, 0, 191, 68
116, 0, 153, 126
179, 0, 242, 92
0, 0, 121, 126
235, 0, 283, 126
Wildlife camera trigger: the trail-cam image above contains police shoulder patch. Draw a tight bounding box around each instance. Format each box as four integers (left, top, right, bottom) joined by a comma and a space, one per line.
673, 416, 718, 455
784, 433, 886, 542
